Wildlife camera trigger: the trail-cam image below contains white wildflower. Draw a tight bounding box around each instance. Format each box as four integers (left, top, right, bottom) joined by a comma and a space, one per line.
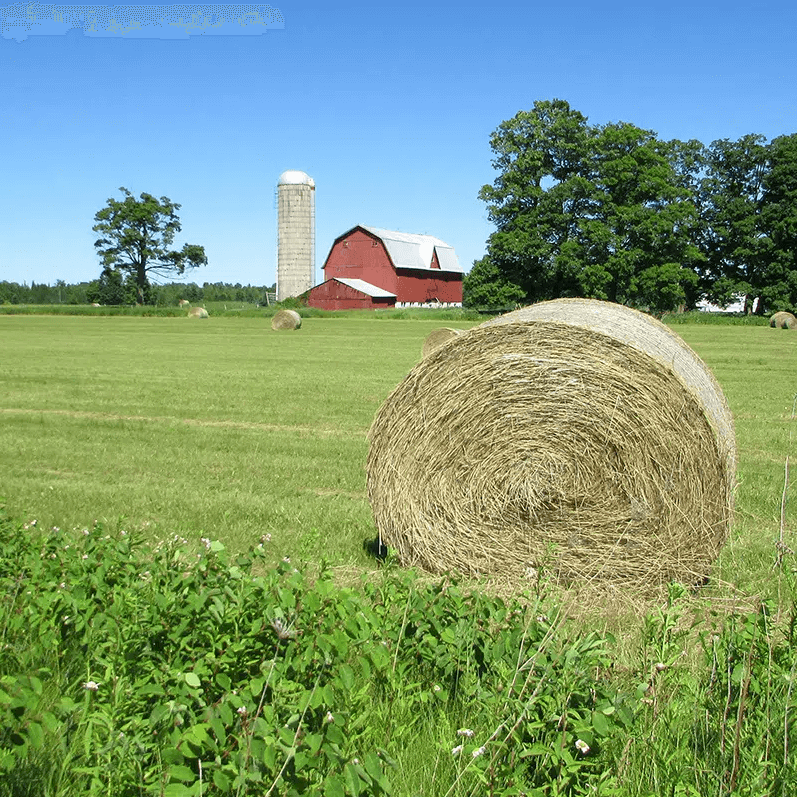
433, 684, 442, 693
457, 728, 475, 737
451, 744, 463, 756
472, 746, 486, 758
83, 681, 100, 691
575, 739, 590, 754
237, 706, 247, 716
326, 711, 335, 723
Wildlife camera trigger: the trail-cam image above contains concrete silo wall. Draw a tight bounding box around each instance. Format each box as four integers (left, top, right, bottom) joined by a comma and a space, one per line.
277, 179, 315, 301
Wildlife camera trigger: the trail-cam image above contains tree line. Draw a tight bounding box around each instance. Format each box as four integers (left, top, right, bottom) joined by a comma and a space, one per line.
0, 280, 275, 307
466, 99, 797, 314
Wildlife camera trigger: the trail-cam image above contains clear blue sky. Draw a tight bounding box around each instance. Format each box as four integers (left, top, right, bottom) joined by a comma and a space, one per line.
2, 0, 796, 289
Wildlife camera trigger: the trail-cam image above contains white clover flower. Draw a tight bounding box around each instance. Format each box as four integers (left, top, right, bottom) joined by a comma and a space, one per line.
472, 746, 486, 758
237, 706, 247, 716
83, 681, 100, 691
433, 684, 442, 693
575, 739, 590, 754
82, 554, 89, 560
451, 744, 463, 756
282, 556, 291, 563
271, 617, 297, 640
59, 582, 66, 589
457, 728, 475, 737
51, 526, 60, 532
352, 758, 359, 765
326, 711, 335, 723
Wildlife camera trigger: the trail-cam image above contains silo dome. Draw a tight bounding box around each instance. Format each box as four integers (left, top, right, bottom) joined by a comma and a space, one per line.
278, 170, 315, 187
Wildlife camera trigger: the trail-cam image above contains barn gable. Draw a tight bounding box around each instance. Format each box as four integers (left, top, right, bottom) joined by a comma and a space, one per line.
358, 226, 463, 274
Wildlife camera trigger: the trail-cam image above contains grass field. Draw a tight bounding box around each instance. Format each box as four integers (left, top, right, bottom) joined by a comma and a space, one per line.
0, 316, 480, 571
3, 312, 797, 795
1, 314, 796, 595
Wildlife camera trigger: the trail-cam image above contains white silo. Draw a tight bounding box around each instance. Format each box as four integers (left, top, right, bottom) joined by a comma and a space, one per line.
276, 170, 315, 301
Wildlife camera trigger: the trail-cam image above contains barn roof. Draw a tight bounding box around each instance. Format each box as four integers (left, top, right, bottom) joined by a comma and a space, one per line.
334, 278, 396, 298
333, 225, 462, 274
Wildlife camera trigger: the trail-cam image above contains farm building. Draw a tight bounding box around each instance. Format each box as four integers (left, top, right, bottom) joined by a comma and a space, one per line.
305, 225, 463, 310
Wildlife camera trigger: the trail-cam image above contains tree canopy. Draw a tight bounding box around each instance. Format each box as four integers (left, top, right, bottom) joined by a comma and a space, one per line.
472, 100, 797, 315
92, 188, 208, 304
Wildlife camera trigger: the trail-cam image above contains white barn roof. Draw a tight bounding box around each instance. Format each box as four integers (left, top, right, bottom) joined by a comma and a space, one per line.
334, 278, 396, 298
359, 225, 463, 273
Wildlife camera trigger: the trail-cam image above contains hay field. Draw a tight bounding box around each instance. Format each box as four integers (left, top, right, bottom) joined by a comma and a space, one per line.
0, 314, 795, 593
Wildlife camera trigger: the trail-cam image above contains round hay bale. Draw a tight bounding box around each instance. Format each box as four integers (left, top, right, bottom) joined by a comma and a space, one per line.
770, 311, 797, 329
187, 307, 209, 319
367, 298, 736, 587
421, 327, 463, 358
271, 309, 302, 330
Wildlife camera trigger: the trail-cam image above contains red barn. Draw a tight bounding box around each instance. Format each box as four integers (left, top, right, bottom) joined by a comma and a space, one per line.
305, 225, 463, 310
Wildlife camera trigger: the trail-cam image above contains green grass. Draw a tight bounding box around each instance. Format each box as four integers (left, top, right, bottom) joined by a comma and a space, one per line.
0, 315, 479, 569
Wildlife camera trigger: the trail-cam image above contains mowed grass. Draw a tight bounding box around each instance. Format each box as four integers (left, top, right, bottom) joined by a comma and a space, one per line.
1, 314, 795, 598
0, 316, 475, 567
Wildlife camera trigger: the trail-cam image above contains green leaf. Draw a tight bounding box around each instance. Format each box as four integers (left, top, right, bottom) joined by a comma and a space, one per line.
168, 764, 196, 783
184, 673, 201, 689
324, 774, 345, 797
162, 785, 193, 797
344, 763, 361, 796
161, 747, 185, 765
364, 752, 384, 785
592, 710, 609, 737
213, 769, 232, 791
27, 722, 43, 749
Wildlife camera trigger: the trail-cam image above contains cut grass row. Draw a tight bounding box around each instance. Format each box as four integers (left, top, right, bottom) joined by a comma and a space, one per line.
0, 314, 795, 600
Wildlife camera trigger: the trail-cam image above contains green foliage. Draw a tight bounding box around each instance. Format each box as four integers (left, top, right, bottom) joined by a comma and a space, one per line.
463, 257, 525, 310
0, 506, 629, 796
478, 99, 703, 311
92, 188, 208, 305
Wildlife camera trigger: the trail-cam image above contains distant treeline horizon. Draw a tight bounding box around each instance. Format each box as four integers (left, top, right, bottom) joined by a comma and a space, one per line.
0, 280, 277, 307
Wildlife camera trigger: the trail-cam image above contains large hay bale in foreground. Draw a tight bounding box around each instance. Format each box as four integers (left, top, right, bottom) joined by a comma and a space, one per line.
271, 309, 302, 330
187, 307, 208, 319
421, 327, 462, 358
367, 299, 736, 586
770, 311, 797, 329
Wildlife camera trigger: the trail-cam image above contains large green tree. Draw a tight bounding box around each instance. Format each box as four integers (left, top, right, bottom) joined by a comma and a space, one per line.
478, 100, 702, 313
760, 133, 797, 311
92, 188, 207, 304
697, 135, 770, 312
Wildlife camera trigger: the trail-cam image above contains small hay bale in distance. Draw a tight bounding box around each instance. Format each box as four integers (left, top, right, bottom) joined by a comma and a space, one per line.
271, 309, 302, 330
367, 298, 737, 587
187, 307, 209, 319
422, 327, 463, 358
770, 311, 797, 329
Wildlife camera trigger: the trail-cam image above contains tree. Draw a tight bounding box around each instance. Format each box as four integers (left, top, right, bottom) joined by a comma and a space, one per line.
760, 133, 797, 311
477, 100, 703, 312
92, 188, 207, 304
463, 257, 525, 309
698, 135, 770, 312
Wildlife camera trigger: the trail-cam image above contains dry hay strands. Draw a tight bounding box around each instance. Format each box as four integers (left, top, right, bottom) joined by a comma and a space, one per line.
422, 327, 463, 358
187, 307, 209, 319
770, 311, 797, 329
271, 309, 302, 330
367, 298, 737, 588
